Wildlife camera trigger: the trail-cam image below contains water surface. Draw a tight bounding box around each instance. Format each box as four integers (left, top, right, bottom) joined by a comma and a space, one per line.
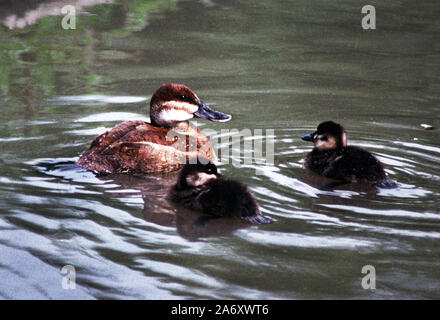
0, 0, 439, 299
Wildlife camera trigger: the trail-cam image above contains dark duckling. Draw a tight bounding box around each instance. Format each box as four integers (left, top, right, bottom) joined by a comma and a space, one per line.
301, 121, 397, 188
167, 159, 274, 224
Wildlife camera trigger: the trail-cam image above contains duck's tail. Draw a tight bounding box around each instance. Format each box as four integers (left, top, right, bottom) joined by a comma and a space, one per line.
243, 214, 274, 225
375, 179, 399, 189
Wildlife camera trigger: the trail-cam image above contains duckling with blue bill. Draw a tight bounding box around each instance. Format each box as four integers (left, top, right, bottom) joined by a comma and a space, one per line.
167, 159, 274, 224
301, 121, 397, 188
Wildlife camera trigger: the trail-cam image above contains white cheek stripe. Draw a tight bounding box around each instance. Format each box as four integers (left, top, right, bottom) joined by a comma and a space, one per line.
342, 132, 347, 147
186, 173, 217, 186
314, 135, 337, 149
158, 109, 194, 122
165, 101, 199, 113
198, 173, 217, 185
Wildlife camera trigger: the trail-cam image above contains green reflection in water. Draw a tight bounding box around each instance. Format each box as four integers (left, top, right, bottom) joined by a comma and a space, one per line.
0, 0, 177, 119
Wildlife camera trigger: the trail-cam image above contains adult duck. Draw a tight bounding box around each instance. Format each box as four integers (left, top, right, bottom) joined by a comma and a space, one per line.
76, 83, 231, 174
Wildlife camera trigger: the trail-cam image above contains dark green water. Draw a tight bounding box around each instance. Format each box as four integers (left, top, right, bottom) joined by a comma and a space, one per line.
0, 0, 439, 299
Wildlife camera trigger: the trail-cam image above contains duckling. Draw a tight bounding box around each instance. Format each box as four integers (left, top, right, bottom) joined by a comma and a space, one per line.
301, 121, 397, 188
167, 159, 274, 224
76, 83, 231, 175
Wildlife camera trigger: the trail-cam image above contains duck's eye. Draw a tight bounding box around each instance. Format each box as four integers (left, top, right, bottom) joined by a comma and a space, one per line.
180, 95, 187, 101
206, 166, 216, 174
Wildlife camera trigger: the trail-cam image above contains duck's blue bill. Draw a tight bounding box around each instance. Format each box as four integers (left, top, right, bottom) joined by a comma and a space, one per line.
195, 100, 232, 122
301, 133, 314, 142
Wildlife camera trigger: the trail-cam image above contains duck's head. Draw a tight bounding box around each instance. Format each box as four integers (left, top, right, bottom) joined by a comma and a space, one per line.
301, 121, 347, 150
175, 158, 220, 189
150, 83, 232, 128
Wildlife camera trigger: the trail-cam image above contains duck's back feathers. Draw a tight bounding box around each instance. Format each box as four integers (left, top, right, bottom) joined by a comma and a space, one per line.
77, 121, 215, 174
305, 146, 386, 183
168, 177, 274, 224
197, 178, 259, 218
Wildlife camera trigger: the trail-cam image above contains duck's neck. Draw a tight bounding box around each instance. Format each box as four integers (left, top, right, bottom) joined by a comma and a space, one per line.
150, 118, 193, 131
313, 147, 343, 155
172, 121, 192, 132
170, 121, 202, 136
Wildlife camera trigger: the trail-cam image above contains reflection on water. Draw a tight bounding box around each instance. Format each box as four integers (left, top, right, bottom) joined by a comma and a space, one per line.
36, 159, 253, 241
0, 0, 111, 29
0, 0, 440, 299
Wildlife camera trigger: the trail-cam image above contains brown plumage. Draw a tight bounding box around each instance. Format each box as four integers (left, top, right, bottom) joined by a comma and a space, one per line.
76, 84, 231, 175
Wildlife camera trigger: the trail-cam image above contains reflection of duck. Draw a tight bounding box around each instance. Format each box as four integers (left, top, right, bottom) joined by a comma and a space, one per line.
301, 121, 397, 188
167, 159, 274, 224
92, 171, 250, 241
76, 83, 231, 175
143, 200, 251, 241
174, 208, 250, 241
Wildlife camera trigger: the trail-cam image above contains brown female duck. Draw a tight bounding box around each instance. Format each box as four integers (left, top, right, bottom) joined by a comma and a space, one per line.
76, 83, 231, 174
